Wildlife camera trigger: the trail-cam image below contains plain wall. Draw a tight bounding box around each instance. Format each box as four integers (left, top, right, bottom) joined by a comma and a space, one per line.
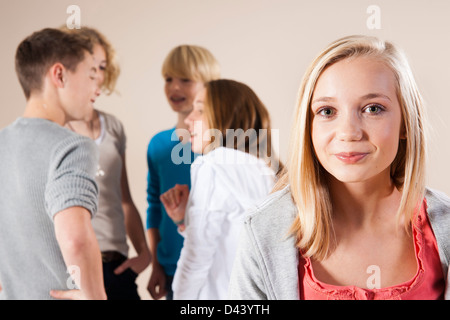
1, 0, 449, 300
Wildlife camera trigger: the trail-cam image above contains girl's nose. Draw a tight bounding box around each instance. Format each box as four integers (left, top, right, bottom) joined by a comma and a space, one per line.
95, 86, 102, 97
336, 111, 363, 141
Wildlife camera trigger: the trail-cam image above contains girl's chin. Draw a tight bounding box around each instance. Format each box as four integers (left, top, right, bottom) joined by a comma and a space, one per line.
327, 170, 389, 186
190, 141, 201, 154
191, 141, 212, 154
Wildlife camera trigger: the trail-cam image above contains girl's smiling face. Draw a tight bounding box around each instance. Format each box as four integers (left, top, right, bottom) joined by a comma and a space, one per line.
184, 87, 211, 154
311, 56, 404, 185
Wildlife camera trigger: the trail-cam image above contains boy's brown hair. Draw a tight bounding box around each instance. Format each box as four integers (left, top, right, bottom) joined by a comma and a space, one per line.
15, 28, 93, 100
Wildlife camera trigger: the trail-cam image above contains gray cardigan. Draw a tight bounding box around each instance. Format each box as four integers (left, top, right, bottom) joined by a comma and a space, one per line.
228, 186, 450, 300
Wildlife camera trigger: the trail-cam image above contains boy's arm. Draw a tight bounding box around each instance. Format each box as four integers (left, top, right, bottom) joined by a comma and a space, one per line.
145, 139, 168, 299
50, 206, 106, 300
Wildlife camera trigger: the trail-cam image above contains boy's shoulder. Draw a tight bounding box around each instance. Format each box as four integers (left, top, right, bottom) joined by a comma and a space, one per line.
0, 117, 97, 170
149, 127, 176, 143
1, 117, 78, 143
147, 127, 179, 153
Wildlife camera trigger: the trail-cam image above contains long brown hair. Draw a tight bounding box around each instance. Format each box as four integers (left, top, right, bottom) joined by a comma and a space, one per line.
204, 79, 282, 174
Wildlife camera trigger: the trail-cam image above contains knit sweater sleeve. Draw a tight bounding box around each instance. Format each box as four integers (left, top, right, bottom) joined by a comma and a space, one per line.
45, 135, 99, 219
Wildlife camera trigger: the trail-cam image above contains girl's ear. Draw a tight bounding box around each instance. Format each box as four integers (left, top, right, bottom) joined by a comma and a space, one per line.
48, 63, 66, 89
400, 125, 407, 140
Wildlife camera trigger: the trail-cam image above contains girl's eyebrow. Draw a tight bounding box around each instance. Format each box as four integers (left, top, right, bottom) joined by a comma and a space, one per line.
360, 93, 391, 101
311, 96, 335, 105
312, 93, 391, 105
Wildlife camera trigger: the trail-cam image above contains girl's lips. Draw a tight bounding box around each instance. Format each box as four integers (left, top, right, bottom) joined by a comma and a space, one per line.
188, 130, 197, 140
190, 133, 199, 146
334, 152, 368, 164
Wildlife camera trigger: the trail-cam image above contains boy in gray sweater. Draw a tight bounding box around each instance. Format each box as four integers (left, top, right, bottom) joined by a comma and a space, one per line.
0, 28, 106, 300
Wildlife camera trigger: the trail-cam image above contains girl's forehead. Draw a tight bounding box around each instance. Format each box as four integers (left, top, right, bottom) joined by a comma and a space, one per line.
312, 57, 397, 100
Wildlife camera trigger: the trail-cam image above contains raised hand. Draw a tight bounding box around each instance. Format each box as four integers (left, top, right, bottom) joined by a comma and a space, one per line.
160, 184, 189, 227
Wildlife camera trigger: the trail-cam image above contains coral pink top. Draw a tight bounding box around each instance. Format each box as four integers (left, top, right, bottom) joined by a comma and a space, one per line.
298, 200, 445, 300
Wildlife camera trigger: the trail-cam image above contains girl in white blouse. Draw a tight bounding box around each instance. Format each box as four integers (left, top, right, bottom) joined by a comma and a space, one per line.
160, 79, 281, 299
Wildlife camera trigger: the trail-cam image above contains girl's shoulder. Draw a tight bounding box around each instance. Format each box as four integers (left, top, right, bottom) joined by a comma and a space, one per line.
426, 187, 450, 215
97, 110, 125, 139
196, 147, 271, 170
425, 187, 450, 277
97, 110, 123, 128
244, 185, 297, 234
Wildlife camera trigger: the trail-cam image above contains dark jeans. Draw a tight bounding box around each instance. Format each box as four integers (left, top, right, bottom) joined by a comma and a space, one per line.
165, 275, 174, 300
103, 254, 140, 300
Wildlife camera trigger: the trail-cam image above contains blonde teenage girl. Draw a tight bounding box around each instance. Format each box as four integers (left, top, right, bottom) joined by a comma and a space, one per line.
229, 35, 450, 300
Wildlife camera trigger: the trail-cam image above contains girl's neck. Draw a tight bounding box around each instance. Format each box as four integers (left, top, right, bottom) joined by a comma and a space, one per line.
66, 109, 100, 140
328, 170, 402, 228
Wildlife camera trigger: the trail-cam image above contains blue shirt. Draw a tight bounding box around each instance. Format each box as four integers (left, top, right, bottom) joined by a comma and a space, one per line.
146, 127, 197, 276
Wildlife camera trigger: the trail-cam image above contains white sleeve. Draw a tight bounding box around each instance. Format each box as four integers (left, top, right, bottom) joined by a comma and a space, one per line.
172, 162, 228, 299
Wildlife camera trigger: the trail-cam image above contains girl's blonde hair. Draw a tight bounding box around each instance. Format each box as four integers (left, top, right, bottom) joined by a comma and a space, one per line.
161, 45, 220, 82
61, 26, 120, 95
275, 35, 427, 260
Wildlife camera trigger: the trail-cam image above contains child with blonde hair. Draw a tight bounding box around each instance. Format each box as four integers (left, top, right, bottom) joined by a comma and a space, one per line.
229, 35, 450, 300
146, 45, 220, 300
